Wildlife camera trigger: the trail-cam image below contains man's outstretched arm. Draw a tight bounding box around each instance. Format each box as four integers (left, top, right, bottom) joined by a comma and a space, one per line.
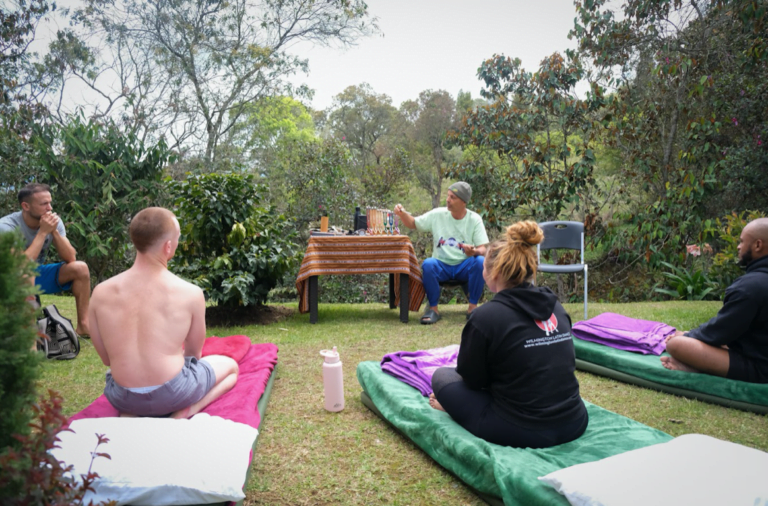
394, 204, 417, 230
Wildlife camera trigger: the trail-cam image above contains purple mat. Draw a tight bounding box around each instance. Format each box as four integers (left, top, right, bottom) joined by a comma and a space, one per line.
381, 344, 460, 396
572, 312, 676, 355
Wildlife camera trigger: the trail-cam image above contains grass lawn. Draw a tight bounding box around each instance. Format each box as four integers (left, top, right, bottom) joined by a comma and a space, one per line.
37, 297, 768, 505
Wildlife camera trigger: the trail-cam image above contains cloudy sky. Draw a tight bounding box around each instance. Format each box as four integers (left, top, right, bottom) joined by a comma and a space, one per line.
289, 0, 581, 110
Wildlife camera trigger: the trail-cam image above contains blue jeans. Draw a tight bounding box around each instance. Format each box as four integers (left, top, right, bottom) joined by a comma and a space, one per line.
422, 256, 485, 307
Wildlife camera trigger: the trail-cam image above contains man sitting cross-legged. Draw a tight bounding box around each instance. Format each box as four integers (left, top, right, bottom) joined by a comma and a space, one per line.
394, 182, 490, 324
661, 217, 768, 383
90, 207, 238, 418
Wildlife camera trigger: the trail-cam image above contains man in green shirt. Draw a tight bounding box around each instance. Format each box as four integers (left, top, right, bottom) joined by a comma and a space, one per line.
394, 182, 489, 324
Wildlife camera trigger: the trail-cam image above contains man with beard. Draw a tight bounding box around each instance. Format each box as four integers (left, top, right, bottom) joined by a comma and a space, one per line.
661, 218, 768, 383
0, 183, 91, 337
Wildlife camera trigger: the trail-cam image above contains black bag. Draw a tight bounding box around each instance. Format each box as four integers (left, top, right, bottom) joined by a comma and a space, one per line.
36, 304, 80, 360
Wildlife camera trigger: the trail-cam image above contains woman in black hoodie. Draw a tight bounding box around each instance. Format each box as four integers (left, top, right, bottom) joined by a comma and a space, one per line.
429, 220, 588, 448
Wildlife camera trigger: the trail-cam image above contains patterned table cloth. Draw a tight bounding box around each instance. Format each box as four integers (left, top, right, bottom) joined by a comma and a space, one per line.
296, 235, 426, 314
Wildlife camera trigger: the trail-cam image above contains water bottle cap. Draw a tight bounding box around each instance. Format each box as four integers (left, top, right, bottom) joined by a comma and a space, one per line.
320, 346, 340, 363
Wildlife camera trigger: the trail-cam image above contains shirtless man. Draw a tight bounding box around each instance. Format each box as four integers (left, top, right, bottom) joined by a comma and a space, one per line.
661, 218, 768, 383
89, 207, 238, 417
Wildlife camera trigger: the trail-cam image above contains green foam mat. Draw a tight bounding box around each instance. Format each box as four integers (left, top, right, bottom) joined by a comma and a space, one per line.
357, 361, 672, 506
574, 338, 768, 414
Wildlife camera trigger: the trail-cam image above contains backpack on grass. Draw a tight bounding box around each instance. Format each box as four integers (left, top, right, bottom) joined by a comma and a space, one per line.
36, 304, 80, 360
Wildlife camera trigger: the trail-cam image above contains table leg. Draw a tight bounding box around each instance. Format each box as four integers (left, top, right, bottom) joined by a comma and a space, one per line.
388, 273, 396, 309
399, 273, 409, 323
309, 276, 318, 324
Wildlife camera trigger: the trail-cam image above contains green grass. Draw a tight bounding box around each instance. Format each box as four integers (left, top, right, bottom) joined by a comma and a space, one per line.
36, 297, 768, 505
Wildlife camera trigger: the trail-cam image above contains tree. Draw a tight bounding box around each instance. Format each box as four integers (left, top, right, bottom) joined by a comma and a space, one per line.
268, 138, 360, 236
412, 89, 458, 208
226, 96, 316, 175
326, 83, 397, 169
0, 0, 53, 216
450, 53, 603, 225
63, 0, 377, 165
572, 0, 768, 264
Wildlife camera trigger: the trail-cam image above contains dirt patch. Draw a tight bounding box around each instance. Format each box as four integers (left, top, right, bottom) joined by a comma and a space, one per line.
205, 304, 294, 327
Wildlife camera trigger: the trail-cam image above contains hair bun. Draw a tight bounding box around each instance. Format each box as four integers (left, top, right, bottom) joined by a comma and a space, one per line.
505, 221, 544, 246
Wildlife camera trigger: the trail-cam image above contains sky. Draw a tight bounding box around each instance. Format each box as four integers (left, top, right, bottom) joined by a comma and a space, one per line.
33, 0, 583, 113
288, 0, 581, 110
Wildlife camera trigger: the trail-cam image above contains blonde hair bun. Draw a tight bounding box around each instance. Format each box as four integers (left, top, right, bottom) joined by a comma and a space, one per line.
505, 220, 544, 246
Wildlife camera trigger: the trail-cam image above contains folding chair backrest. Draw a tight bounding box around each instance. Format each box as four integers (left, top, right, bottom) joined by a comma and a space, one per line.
538, 221, 584, 263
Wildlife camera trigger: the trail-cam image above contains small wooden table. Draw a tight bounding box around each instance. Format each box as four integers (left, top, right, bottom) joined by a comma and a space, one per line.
295, 236, 426, 323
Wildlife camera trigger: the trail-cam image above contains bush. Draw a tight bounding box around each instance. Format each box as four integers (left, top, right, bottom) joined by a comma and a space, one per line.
0, 390, 114, 505
36, 116, 173, 282
706, 210, 767, 289
0, 232, 40, 452
169, 173, 300, 308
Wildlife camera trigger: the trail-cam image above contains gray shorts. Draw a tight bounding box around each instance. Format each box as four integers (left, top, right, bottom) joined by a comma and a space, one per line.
104, 357, 216, 416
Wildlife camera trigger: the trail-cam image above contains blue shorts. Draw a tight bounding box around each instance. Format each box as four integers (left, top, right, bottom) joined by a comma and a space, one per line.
35, 262, 73, 294
104, 357, 217, 416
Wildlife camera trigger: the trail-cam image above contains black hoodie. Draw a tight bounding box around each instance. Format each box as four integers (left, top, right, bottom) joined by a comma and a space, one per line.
456, 283, 587, 431
688, 255, 768, 370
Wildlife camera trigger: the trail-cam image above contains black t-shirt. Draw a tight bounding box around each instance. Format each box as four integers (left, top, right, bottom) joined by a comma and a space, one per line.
456, 283, 587, 430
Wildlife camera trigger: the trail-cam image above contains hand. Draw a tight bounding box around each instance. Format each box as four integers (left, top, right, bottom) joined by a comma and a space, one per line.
393, 204, 405, 216
39, 211, 59, 235
665, 330, 686, 344
461, 243, 476, 256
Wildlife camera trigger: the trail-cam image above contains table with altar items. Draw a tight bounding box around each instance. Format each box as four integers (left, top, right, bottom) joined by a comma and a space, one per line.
295, 235, 426, 324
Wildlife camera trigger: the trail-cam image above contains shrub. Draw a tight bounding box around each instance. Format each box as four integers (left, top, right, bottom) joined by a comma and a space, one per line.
0, 232, 40, 452
0, 390, 114, 505
706, 210, 767, 289
36, 116, 173, 282
169, 172, 300, 308
654, 261, 718, 301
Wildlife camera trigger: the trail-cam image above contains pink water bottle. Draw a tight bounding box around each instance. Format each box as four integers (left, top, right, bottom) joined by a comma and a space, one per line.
320, 346, 345, 412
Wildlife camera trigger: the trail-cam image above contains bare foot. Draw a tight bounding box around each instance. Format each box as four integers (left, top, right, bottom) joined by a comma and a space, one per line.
661, 355, 700, 373
428, 393, 445, 412
76, 324, 91, 338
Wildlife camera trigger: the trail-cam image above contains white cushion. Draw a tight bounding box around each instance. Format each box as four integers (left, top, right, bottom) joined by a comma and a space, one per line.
51, 414, 258, 505
539, 434, 768, 506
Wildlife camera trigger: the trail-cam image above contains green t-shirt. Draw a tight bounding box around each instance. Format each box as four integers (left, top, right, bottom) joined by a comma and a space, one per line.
414, 208, 490, 266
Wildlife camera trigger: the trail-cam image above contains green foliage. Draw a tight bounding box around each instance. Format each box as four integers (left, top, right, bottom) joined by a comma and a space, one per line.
705, 210, 767, 289
654, 261, 718, 301
0, 0, 52, 217
449, 53, 603, 223
36, 115, 173, 282
69, 0, 377, 164
268, 139, 360, 235
169, 172, 300, 308
0, 390, 115, 505
0, 233, 39, 453
573, 0, 768, 265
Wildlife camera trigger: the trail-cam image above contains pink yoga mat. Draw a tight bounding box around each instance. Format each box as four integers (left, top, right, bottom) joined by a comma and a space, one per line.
70, 338, 278, 429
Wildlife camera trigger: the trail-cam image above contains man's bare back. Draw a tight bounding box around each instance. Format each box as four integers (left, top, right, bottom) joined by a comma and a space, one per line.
91, 208, 238, 418
90, 266, 206, 388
